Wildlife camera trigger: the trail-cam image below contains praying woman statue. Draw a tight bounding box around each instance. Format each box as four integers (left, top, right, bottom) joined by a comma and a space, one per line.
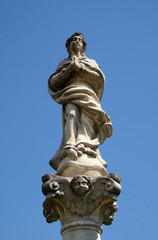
48, 32, 112, 176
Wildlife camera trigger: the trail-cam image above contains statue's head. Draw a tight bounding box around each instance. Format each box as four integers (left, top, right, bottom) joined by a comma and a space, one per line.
70, 175, 91, 197
65, 32, 87, 56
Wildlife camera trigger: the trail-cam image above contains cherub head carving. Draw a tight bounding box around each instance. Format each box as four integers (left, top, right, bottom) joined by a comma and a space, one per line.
70, 175, 92, 197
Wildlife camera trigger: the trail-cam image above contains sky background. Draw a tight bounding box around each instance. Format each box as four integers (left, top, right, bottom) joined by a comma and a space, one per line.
1, 1, 158, 239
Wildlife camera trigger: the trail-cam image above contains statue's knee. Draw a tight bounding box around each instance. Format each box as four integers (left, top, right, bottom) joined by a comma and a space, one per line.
65, 104, 77, 118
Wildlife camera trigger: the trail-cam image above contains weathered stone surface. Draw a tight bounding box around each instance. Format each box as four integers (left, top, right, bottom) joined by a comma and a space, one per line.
61, 221, 103, 240
48, 32, 112, 175
42, 174, 121, 239
56, 153, 108, 177
42, 32, 121, 240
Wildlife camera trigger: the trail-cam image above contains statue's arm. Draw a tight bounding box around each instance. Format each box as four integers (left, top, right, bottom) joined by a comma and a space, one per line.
80, 64, 105, 82
49, 62, 74, 92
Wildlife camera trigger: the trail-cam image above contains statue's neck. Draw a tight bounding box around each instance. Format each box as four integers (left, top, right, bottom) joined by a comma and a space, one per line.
70, 51, 82, 58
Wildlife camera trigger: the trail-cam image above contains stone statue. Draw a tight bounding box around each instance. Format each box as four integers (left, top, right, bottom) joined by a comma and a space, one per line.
42, 33, 121, 240
48, 32, 112, 176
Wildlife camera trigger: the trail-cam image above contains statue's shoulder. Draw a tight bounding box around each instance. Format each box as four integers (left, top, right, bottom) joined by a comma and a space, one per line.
56, 57, 71, 70
81, 56, 100, 69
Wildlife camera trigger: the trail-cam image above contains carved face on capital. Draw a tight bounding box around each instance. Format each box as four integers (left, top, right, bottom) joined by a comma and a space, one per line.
71, 176, 91, 197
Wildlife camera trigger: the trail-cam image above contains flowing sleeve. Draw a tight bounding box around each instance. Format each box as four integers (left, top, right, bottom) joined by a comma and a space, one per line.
48, 58, 71, 92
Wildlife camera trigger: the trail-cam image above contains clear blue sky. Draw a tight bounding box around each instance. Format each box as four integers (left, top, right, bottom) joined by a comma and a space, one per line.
1, 1, 158, 239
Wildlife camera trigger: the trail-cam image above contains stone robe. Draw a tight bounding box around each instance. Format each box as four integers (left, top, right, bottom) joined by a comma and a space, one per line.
48, 55, 112, 170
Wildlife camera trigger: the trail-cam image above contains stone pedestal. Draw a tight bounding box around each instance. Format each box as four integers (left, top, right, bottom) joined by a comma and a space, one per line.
56, 153, 108, 177
42, 174, 121, 240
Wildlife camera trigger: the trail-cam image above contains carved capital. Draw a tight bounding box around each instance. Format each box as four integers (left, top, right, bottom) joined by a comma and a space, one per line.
42, 174, 121, 226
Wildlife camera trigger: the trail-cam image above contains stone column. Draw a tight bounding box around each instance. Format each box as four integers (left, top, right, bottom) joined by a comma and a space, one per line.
61, 221, 102, 240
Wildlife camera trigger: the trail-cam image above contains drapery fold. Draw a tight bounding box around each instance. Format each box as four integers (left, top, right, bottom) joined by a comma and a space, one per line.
48, 56, 112, 170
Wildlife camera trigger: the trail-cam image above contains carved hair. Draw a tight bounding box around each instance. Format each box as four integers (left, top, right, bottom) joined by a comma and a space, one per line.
65, 32, 87, 56
70, 175, 92, 190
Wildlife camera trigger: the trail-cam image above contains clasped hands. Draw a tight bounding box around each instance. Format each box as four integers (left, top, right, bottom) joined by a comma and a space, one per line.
71, 55, 82, 72
66, 55, 83, 73
61, 56, 83, 75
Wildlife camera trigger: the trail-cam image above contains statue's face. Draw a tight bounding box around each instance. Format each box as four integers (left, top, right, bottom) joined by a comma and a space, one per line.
69, 35, 83, 54
72, 177, 89, 197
